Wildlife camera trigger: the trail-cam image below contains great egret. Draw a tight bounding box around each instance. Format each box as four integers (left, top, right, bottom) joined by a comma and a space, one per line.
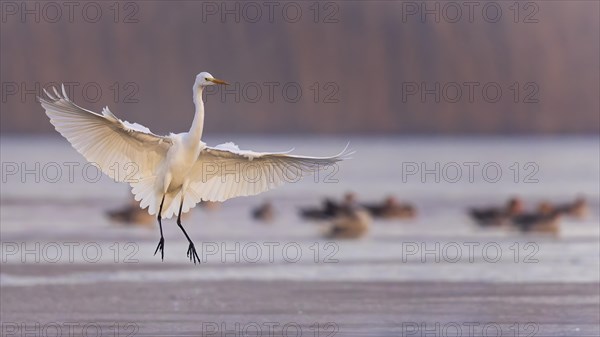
39, 72, 352, 263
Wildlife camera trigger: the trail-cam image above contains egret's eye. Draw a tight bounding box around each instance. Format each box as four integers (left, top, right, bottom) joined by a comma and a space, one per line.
205, 77, 209, 81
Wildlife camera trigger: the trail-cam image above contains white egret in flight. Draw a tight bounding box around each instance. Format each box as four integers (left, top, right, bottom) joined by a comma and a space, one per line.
39, 72, 351, 263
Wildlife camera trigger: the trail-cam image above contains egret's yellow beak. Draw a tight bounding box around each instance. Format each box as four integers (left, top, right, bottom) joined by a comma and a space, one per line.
208, 77, 229, 85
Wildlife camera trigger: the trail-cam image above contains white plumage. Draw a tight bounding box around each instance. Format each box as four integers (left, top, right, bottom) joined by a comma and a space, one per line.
39, 73, 352, 222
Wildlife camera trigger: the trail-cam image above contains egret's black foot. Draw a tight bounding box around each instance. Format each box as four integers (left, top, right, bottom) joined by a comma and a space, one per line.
186, 242, 200, 264
154, 237, 165, 261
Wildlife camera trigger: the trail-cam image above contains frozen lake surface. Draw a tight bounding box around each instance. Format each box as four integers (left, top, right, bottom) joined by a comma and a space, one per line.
1, 136, 599, 336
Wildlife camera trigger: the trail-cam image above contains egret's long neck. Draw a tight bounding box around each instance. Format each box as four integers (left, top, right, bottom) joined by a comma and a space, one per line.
188, 85, 205, 144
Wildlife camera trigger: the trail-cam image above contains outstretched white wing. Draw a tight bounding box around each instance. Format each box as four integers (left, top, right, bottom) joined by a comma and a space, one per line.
39, 85, 172, 183
184, 142, 353, 203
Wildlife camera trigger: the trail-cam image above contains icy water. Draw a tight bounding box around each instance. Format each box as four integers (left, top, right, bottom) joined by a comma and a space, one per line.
1, 136, 599, 285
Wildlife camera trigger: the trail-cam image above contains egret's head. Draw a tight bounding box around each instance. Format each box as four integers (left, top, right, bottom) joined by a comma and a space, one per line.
195, 72, 229, 87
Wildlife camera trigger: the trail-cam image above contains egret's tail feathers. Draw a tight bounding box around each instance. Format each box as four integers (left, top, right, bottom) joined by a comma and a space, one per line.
131, 177, 201, 219
160, 193, 178, 219
131, 176, 160, 216
161, 189, 202, 219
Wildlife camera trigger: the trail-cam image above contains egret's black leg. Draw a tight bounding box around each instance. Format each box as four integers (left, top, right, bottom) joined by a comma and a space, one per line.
177, 198, 200, 264
154, 195, 166, 260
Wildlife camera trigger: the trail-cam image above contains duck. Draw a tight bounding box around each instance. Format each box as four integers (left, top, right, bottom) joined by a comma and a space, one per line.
106, 199, 155, 227
199, 200, 221, 211
326, 206, 371, 239
252, 201, 275, 222
362, 196, 416, 219
107, 198, 192, 227
511, 202, 561, 235
469, 197, 523, 227
300, 192, 357, 220
554, 197, 588, 219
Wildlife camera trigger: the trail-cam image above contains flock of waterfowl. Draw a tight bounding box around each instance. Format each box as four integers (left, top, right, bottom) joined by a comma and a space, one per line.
469, 197, 587, 235
299, 193, 416, 221
297, 193, 416, 238
106, 194, 588, 239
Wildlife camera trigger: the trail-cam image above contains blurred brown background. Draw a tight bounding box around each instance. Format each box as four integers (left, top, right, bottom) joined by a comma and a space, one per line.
1, 1, 598, 135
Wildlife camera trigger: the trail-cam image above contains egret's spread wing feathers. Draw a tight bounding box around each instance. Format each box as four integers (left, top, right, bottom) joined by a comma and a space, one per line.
39, 85, 172, 182
183, 142, 353, 204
